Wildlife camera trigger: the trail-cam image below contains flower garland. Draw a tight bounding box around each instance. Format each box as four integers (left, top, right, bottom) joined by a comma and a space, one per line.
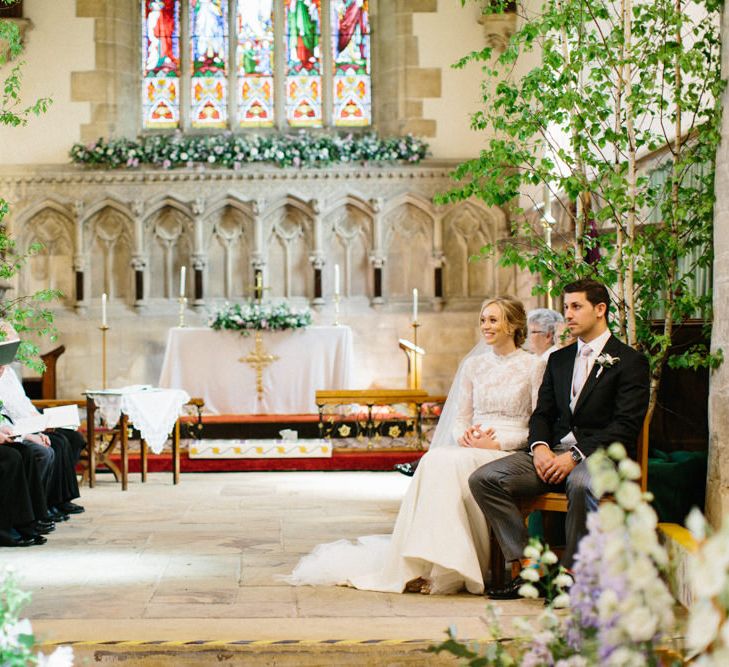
209, 301, 312, 336
69, 132, 428, 169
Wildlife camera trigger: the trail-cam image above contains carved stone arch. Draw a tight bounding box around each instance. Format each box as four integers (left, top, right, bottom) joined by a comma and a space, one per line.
264, 197, 314, 299
442, 201, 500, 299
323, 195, 374, 298
16, 204, 76, 304
383, 199, 435, 299
205, 198, 254, 299
85, 204, 135, 301
145, 204, 194, 300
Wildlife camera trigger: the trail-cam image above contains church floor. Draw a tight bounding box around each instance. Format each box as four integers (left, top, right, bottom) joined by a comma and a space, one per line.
5, 471, 543, 665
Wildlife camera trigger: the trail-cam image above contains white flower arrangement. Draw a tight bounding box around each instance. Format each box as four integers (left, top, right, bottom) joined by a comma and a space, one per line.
432, 443, 679, 665
69, 132, 429, 170
209, 301, 312, 336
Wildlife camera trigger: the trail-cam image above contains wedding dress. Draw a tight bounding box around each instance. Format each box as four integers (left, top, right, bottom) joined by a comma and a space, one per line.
286, 348, 546, 595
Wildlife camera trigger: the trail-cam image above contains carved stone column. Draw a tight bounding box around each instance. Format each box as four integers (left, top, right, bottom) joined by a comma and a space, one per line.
191, 198, 206, 310
369, 198, 385, 305
72, 201, 87, 311
250, 199, 266, 299
309, 198, 325, 305
130, 200, 147, 309
432, 251, 445, 305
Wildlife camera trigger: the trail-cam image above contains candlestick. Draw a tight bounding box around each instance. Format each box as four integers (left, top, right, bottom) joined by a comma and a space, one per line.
101, 292, 107, 327
334, 263, 340, 296
179, 266, 186, 298
333, 293, 341, 326
412, 288, 418, 323
178, 296, 187, 328
412, 322, 421, 389
99, 324, 109, 389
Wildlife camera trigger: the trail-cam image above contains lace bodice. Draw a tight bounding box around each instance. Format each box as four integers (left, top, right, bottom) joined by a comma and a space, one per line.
452, 349, 546, 450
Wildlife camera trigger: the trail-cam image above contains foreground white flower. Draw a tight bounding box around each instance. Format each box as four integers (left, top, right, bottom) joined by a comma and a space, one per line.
615, 480, 642, 511
37, 645, 74, 667
687, 599, 722, 654
518, 583, 540, 599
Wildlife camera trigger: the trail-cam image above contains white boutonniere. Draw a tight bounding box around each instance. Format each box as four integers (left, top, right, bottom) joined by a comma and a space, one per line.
595, 353, 620, 377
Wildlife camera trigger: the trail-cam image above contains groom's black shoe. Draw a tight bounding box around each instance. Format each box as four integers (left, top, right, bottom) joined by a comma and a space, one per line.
486, 575, 544, 600
393, 462, 415, 477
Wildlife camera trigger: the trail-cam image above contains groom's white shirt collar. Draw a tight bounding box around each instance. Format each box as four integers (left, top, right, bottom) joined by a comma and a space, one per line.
576, 328, 611, 359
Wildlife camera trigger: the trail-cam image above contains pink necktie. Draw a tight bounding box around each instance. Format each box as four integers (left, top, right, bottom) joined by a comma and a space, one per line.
572, 345, 593, 399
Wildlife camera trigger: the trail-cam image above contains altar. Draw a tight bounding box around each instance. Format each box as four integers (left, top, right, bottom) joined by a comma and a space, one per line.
158, 326, 354, 414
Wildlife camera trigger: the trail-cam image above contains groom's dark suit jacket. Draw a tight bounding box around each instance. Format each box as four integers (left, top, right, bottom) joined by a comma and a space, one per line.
528, 334, 650, 458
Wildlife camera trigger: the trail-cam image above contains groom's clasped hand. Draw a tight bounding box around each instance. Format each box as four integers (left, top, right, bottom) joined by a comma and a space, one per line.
532, 444, 575, 485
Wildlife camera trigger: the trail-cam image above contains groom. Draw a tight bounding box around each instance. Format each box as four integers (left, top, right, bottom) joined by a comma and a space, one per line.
469, 278, 650, 599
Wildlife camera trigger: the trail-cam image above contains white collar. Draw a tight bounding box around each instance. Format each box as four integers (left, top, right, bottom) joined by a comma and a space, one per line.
577, 328, 611, 357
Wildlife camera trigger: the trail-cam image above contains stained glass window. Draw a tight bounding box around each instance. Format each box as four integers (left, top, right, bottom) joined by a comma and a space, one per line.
236, 0, 275, 128
142, 0, 181, 129
331, 0, 370, 126
141, 1, 372, 131
285, 0, 322, 127
190, 0, 229, 128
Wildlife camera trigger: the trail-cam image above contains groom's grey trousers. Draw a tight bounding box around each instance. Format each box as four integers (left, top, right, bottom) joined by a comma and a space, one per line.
468, 451, 598, 568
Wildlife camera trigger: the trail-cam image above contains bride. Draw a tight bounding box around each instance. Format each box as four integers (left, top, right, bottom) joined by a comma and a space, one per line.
286, 296, 546, 595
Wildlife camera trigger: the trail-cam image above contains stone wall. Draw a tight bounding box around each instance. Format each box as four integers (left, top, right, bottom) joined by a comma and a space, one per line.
0, 162, 538, 400
706, 5, 729, 526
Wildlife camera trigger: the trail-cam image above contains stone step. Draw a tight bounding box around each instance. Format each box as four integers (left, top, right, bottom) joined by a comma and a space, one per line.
40, 639, 460, 666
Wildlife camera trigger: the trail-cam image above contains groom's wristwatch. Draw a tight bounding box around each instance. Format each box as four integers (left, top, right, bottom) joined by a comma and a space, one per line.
570, 447, 583, 464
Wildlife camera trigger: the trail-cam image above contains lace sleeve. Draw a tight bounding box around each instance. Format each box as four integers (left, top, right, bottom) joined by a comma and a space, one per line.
531, 357, 547, 411
451, 358, 475, 443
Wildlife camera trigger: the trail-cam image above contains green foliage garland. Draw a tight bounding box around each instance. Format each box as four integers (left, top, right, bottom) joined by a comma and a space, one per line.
69, 132, 429, 169
209, 302, 312, 336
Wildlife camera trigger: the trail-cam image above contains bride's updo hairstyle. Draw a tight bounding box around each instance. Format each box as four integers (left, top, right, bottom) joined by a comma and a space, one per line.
481, 296, 528, 348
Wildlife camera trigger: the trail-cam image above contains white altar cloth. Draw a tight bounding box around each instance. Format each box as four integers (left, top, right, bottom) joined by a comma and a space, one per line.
158, 326, 354, 414
86, 386, 191, 454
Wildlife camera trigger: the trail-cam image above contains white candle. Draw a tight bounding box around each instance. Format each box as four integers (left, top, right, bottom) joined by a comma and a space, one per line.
412, 288, 418, 323
179, 266, 186, 298
334, 264, 340, 296
101, 293, 107, 327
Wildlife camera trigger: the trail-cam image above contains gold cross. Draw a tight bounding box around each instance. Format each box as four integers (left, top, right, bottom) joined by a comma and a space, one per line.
239, 331, 279, 400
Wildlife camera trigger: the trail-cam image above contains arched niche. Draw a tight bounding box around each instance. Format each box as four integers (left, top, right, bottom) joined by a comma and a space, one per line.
322, 201, 373, 298
146, 206, 193, 299
383, 202, 434, 298
442, 203, 498, 298
206, 205, 253, 299
266, 203, 313, 299
86, 206, 134, 301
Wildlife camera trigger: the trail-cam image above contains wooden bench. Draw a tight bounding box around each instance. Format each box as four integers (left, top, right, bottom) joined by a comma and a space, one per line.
315, 389, 430, 449
489, 416, 650, 586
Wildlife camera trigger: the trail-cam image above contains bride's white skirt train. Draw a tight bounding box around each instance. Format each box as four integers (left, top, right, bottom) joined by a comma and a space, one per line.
286, 446, 513, 595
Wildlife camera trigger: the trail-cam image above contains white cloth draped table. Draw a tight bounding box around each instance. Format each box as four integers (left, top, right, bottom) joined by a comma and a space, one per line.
86, 386, 191, 454
158, 326, 354, 414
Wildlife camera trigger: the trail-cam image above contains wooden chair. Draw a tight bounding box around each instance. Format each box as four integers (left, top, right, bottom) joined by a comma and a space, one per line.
22, 345, 66, 400
488, 416, 651, 586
